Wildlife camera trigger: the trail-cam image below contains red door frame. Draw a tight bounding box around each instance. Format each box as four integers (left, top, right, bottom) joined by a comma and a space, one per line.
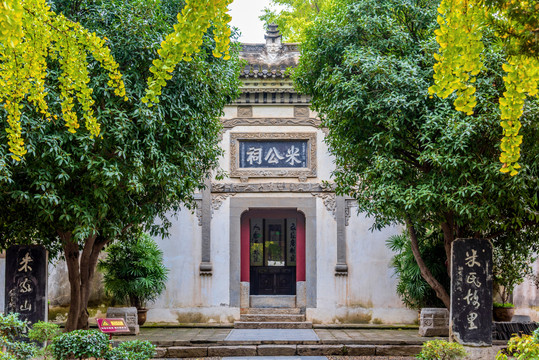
240, 208, 306, 283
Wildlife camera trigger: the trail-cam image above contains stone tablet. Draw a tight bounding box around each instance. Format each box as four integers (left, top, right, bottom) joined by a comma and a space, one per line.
419, 308, 449, 337
450, 238, 492, 346
106, 307, 139, 335
5, 245, 48, 330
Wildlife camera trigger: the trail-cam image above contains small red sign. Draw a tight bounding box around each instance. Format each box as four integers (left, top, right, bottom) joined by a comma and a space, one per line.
97, 318, 130, 333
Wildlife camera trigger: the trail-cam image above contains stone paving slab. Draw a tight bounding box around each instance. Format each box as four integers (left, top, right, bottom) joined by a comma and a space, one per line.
208, 346, 258, 357
257, 345, 298, 356
314, 329, 442, 345
226, 329, 320, 342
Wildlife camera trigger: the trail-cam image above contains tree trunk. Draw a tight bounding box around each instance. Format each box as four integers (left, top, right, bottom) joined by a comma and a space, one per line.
441, 212, 455, 277
60, 231, 110, 332
60, 231, 81, 332
405, 217, 451, 309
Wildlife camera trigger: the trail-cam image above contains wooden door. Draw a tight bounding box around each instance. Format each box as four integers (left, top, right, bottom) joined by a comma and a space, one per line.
250, 218, 296, 295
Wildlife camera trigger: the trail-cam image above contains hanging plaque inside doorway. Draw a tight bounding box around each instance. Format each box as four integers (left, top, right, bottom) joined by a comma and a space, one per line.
287, 218, 297, 266
250, 218, 263, 266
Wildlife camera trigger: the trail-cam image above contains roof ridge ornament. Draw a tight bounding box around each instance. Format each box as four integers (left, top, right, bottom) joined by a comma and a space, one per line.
265, 23, 283, 58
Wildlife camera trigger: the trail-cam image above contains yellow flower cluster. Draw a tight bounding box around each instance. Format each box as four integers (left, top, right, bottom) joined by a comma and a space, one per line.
142, 0, 232, 106
499, 56, 539, 175
0, 0, 126, 160
429, 0, 539, 176
429, 0, 484, 115
0, 0, 23, 47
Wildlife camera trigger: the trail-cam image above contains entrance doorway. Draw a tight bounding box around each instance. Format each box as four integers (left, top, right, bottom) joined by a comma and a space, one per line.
250, 218, 295, 295
240, 209, 306, 296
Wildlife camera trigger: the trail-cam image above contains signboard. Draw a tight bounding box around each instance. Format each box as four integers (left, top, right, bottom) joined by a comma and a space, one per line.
239, 140, 308, 168
450, 238, 492, 346
5, 245, 48, 331
97, 318, 130, 333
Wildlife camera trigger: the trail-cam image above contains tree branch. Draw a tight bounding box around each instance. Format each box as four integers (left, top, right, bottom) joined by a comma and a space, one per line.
405, 216, 450, 309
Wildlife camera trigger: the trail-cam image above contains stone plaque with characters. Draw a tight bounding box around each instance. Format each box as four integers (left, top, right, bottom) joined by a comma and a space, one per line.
5, 245, 48, 328
230, 133, 317, 179
239, 140, 308, 168
450, 238, 492, 346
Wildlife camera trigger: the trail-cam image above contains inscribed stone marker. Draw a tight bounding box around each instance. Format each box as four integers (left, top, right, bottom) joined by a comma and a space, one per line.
5, 245, 48, 329
450, 238, 492, 346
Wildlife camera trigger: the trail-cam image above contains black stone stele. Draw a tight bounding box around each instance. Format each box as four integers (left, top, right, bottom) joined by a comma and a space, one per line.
450, 238, 493, 346
5, 245, 48, 330
239, 140, 308, 168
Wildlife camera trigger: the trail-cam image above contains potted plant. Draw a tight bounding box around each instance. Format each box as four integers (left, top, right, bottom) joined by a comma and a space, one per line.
493, 301, 515, 322
492, 232, 538, 322
98, 232, 168, 325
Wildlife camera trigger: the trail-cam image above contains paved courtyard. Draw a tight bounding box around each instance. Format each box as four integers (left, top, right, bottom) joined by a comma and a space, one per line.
114, 327, 445, 346
113, 326, 507, 359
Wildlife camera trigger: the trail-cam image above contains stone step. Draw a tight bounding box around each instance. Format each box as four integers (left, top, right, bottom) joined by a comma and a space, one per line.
234, 321, 313, 329
152, 344, 430, 358
242, 307, 303, 315
250, 295, 296, 308
240, 314, 306, 322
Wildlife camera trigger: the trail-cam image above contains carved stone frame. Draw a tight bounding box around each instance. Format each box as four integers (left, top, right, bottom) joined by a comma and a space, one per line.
230, 132, 317, 179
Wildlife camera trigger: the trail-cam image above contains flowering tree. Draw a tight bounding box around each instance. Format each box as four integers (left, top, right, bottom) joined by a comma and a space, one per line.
0, 0, 240, 331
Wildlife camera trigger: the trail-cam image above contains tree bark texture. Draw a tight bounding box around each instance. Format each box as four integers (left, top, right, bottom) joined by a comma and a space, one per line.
60, 231, 110, 332
441, 212, 455, 277
405, 217, 451, 309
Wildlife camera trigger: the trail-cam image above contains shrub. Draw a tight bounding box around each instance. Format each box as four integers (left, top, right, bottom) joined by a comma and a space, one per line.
0, 313, 36, 360
28, 321, 61, 359
0, 352, 16, 360
105, 340, 156, 360
0, 313, 29, 341
51, 329, 109, 360
496, 328, 539, 359
417, 339, 467, 360
1, 341, 36, 360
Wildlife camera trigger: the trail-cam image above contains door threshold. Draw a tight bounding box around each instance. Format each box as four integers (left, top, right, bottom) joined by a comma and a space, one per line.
250, 295, 296, 308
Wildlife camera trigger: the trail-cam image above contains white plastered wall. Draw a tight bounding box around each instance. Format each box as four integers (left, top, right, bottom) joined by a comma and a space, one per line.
147, 206, 238, 324
512, 259, 539, 321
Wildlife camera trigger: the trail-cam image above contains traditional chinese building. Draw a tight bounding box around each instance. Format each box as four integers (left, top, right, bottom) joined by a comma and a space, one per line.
41, 26, 538, 325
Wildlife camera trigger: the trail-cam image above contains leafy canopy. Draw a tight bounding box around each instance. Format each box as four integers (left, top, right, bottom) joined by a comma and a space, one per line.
0, 0, 242, 251
296, 0, 538, 229
260, 0, 334, 42
0, 0, 232, 161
